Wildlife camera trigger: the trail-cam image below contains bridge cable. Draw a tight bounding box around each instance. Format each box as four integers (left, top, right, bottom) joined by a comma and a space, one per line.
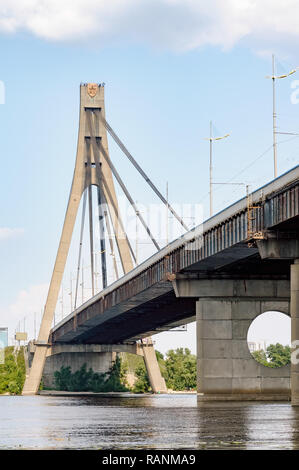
99, 189, 119, 280
97, 186, 108, 289
94, 154, 119, 280
87, 111, 160, 250
86, 111, 137, 269
101, 173, 137, 265
99, 168, 137, 266
86, 111, 161, 254
86, 140, 95, 297
98, 112, 189, 232
74, 187, 87, 310
99, 140, 161, 250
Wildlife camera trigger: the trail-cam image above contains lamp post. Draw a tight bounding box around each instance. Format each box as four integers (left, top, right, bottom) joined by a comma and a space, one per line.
266, 55, 297, 178
205, 121, 230, 217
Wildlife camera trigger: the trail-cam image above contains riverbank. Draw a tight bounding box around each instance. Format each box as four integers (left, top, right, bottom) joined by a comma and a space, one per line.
39, 390, 196, 397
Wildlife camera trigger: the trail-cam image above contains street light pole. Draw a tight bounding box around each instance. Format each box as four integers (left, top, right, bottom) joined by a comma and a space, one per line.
69, 273, 73, 312
166, 183, 169, 244
81, 263, 84, 305
136, 202, 139, 264
272, 55, 277, 178
206, 122, 230, 217
61, 283, 64, 320
209, 121, 213, 217
266, 54, 297, 179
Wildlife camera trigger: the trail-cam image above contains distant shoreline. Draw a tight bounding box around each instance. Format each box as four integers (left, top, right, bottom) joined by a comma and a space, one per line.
37, 390, 196, 397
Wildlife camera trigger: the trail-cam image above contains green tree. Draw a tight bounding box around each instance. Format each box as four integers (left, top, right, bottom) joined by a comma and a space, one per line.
164, 348, 196, 391
252, 343, 291, 368
89, 371, 107, 392
155, 350, 164, 361
0, 347, 26, 395
102, 356, 128, 392
132, 348, 197, 392
252, 349, 268, 367
132, 362, 151, 393
54, 365, 73, 391
54, 356, 128, 392
267, 343, 291, 367
69, 364, 94, 391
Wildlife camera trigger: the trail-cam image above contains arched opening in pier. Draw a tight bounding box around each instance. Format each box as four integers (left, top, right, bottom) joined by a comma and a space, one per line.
247, 311, 291, 368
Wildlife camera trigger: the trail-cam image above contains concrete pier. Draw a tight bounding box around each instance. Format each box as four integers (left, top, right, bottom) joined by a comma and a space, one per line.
291, 260, 299, 406
141, 339, 167, 393
43, 351, 115, 388
174, 278, 291, 401
27, 342, 143, 389
196, 298, 290, 401
26, 341, 167, 392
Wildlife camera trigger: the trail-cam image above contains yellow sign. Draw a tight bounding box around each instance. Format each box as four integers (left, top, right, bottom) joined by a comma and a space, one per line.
87, 83, 98, 98
15, 332, 27, 341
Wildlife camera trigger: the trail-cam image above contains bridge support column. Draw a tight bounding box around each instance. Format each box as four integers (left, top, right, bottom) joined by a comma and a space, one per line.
291, 260, 299, 406
22, 84, 135, 396
42, 351, 115, 389
27, 343, 143, 391
257, 237, 299, 406
141, 339, 168, 393
197, 298, 290, 401
173, 277, 291, 401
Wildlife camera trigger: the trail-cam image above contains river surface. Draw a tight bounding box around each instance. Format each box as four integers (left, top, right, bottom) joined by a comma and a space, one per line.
1, 394, 299, 450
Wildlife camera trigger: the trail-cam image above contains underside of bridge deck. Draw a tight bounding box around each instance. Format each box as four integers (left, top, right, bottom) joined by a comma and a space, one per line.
50, 243, 292, 346
50, 186, 299, 347
52, 293, 196, 344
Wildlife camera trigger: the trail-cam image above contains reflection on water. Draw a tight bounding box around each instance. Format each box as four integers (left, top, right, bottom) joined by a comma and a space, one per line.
0, 394, 299, 449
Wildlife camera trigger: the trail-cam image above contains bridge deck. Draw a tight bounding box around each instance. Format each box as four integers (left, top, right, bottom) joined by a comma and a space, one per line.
50, 165, 299, 344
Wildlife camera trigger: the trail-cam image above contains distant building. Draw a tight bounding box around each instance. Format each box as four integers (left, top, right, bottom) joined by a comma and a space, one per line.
0, 327, 8, 348
0, 327, 8, 364
248, 341, 266, 353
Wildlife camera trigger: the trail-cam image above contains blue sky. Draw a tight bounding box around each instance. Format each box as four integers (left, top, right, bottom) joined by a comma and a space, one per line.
0, 1, 298, 350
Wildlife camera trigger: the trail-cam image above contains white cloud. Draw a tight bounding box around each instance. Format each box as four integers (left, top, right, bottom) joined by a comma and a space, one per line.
0, 1, 299, 52
0, 227, 24, 240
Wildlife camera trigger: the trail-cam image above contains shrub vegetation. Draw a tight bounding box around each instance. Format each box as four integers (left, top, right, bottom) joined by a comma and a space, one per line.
0, 347, 26, 395
54, 355, 128, 392
252, 343, 291, 368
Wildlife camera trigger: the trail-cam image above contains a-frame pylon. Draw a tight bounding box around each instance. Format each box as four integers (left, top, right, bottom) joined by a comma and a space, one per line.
22, 83, 167, 395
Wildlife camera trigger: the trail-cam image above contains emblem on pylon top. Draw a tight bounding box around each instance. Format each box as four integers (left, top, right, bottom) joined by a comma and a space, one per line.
87, 83, 98, 98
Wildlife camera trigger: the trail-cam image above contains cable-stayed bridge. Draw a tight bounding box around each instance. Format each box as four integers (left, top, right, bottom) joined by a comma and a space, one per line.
23, 84, 299, 405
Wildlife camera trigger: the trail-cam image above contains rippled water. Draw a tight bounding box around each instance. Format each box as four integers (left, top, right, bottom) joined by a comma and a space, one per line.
1, 394, 299, 450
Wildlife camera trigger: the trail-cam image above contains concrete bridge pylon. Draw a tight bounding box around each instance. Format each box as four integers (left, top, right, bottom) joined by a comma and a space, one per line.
22, 84, 166, 395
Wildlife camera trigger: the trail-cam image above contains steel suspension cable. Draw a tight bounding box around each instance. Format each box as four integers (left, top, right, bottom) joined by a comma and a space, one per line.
86, 110, 160, 250
86, 111, 136, 267
74, 188, 87, 309
85, 139, 95, 296
85, 111, 136, 269
100, 171, 137, 265
98, 139, 160, 250
97, 186, 107, 289
100, 190, 119, 280
97, 112, 189, 232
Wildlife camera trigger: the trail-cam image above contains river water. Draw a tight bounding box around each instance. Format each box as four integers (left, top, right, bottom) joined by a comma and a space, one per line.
1, 394, 299, 450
